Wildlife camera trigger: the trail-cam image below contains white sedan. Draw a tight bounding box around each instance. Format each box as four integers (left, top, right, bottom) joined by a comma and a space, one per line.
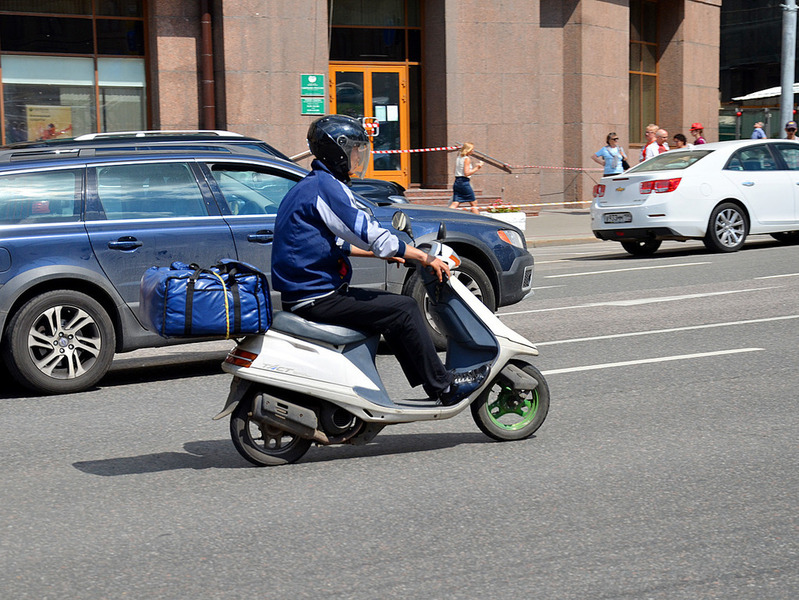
591, 139, 799, 256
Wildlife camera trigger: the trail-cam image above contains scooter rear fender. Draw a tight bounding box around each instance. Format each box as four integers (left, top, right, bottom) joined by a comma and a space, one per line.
213, 376, 253, 421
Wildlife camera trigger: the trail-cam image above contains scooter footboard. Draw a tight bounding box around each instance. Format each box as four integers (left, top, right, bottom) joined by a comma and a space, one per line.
427, 283, 496, 351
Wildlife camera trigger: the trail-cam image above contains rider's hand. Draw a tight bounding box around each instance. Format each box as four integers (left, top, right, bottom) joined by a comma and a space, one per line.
423, 253, 450, 282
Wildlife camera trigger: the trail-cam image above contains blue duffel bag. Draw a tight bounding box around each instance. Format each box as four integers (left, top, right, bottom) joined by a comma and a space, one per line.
140, 259, 272, 338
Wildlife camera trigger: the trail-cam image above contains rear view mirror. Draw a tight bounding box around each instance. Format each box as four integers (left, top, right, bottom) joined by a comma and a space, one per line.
392, 210, 413, 239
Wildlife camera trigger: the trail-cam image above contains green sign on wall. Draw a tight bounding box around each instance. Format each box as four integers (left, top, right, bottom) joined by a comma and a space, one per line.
301, 74, 325, 97
301, 97, 325, 115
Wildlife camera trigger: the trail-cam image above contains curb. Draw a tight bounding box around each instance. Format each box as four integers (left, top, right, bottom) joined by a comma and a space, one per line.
526, 236, 601, 248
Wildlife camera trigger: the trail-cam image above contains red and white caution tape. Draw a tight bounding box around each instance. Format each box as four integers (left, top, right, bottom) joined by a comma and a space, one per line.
507, 164, 604, 172
453, 201, 592, 210
372, 144, 604, 172
372, 145, 461, 155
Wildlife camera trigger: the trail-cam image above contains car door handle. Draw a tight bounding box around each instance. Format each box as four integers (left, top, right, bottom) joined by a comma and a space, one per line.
742, 181, 755, 187
107, 237, 143, 250
247, 230, 274, 244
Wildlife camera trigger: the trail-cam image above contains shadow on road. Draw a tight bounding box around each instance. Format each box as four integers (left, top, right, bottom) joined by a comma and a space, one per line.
569, 237, 786, 262
72, 431, 503, 475
0, 351, 230, 399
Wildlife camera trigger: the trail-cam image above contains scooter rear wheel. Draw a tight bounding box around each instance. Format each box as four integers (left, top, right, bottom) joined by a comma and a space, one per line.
230, 400, 312, 466
471, 362, 549, 441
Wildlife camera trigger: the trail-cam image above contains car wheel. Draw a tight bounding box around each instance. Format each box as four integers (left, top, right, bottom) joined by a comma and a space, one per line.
770, 231, 799, 244
2, 290, 116, 394
407, 257, 496, 350
620, 239, 662, 256
703, 202, 748, 252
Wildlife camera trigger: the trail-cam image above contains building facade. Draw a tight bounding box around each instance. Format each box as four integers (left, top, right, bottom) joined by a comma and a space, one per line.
0, 0, 721, 204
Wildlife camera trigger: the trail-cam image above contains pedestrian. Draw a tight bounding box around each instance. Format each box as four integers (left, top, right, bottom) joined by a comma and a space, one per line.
751, 121, 767, 139
640, 123, 659, 163
591, 132, 628, 175
272, 115, 487, 406
672, 133, 692, 149
689, 123, 706, 145
449, 142, 483, 215
643, 128, 669, 161
785, 121, 798, 141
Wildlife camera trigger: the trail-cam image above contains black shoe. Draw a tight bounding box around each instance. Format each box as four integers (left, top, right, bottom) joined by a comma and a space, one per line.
437, 365, 489, 406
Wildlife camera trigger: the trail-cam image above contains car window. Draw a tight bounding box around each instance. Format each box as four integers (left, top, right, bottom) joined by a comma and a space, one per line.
95, 162, 207, 220
725, 146, 778, 171
626, 150, 713, 173
772, 143, 799, 170
209, 166, 298, 215
0, 168, 82, 225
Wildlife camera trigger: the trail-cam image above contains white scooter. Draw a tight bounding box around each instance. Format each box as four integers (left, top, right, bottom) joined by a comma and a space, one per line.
214, 213, 549, 466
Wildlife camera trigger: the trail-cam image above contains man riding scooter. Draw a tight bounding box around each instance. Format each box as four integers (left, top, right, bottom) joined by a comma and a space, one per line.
271, 114, 487, 405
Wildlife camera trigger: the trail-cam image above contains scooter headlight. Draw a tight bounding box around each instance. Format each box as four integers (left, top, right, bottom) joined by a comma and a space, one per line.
498, 229, 525, 248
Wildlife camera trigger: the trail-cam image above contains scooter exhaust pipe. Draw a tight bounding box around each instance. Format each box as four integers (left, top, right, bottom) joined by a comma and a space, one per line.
251, 392, 328, 443
320, 404, 357, 435
251, 393, 360, 445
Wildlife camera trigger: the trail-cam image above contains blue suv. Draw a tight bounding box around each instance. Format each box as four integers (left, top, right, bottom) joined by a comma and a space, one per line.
0, 145, 533, 394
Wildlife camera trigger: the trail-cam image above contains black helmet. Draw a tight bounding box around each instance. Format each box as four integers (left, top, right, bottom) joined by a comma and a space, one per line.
307, 115, 371, 182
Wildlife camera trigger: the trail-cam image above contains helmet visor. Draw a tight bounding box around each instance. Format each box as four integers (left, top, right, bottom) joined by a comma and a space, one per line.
348, 141, 371, 179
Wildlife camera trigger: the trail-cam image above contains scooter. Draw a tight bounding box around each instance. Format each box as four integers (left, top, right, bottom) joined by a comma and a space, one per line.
214, 212, 549, 466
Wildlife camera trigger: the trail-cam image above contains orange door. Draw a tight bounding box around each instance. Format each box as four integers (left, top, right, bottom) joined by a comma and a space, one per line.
329, 65, 409, 188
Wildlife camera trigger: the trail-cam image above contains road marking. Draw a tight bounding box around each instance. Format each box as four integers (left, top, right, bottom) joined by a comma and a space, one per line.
498, 287, 779, 316
531, 285, 566, 290
540, 348, 764, 376
535, 314, 799, 346
545, 262, 711, 278
756, 272, 799, 279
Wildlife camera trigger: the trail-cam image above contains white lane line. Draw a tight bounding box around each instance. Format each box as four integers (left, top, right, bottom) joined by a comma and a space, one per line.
756, 272, 799, 280
498, 286, 779, 316
531, 285, 566, 290
545, 262, 711, 278
541, 348, 764, 376
535, 314, 799, 346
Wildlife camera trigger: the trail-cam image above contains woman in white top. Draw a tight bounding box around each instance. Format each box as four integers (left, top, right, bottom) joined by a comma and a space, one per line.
449, 142, 483, 214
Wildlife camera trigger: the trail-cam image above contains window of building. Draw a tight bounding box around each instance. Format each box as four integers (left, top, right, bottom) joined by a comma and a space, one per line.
0, 3, 146, 144
328, 0, 420, 62
629, 0, 658, 145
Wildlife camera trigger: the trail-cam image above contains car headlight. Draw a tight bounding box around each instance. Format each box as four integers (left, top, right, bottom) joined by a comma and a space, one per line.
497, 229, 525, 248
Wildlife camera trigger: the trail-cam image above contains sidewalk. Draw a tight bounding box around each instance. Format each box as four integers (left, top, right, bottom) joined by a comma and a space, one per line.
524, 209, 598, 247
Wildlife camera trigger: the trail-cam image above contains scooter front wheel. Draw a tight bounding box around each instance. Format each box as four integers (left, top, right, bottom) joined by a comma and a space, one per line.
230, 400, 312, 466
471, 362, 549, 441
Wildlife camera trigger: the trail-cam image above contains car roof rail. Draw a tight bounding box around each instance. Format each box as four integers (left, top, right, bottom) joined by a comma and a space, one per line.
73, 130, 247, 140
0, 147, 84, 162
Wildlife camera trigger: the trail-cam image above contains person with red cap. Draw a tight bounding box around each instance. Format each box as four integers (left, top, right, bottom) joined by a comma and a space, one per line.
690, 123, 706, 145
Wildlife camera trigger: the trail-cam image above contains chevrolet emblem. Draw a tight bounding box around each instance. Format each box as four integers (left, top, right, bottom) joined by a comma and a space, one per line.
615, 187, 625, 192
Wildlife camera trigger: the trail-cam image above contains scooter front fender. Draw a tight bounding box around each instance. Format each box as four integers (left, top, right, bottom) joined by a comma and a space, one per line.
213, 377, 253, 421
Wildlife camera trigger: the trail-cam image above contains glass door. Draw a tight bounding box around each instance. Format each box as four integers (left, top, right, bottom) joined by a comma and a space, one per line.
329, 65, 409, 188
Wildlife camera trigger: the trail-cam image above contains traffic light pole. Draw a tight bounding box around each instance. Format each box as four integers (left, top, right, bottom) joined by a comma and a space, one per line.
780, 0, 797, 137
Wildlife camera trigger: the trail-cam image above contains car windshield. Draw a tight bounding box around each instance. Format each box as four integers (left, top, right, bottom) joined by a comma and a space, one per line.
626, 149, 713, 173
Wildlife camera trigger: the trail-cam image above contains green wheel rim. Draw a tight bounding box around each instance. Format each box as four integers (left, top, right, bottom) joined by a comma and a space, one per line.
486, 386, 539, 430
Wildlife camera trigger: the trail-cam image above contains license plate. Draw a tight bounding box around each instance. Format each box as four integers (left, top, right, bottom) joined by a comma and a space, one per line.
603, 212, 632, 224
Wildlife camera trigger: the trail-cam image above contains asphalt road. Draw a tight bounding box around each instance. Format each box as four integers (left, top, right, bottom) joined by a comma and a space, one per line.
2, 236, 798, 599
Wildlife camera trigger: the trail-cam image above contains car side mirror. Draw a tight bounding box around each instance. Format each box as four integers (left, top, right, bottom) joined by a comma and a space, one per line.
392, 210, 413, 239
437, 222, 447, 241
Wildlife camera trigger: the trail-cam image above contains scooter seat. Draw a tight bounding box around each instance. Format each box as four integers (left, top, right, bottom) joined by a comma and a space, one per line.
271, 310, 369, 345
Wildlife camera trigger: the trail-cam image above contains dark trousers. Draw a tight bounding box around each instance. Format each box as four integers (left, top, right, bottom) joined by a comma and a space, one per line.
291, 287, 452, 396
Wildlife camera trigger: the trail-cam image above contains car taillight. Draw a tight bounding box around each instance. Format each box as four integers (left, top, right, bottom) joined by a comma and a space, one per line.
225, 348, 258, 367
593, 184, 605, 198
640, 178, 681, 194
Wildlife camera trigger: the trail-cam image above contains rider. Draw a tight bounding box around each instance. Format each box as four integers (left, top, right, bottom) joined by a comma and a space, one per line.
271, 114, 487, 405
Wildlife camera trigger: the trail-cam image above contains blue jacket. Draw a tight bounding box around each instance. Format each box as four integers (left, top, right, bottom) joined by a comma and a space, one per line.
271, 160, 406, 303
